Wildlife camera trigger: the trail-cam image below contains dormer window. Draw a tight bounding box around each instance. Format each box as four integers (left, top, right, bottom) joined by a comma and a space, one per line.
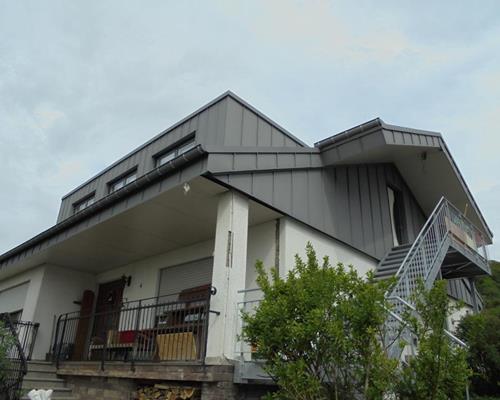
109, 170, 137, 193
73, 194, 95, 214
156, 137, 196, 167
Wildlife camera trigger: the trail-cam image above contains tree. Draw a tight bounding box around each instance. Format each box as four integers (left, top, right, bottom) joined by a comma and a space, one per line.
241, 243, 397, 400
396, 280, 471, 400
457, 261, 500, 397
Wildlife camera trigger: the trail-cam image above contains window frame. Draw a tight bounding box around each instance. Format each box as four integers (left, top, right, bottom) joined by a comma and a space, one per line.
108, 168, 138, 194
154, 134, 197, 168
73, 192, 96, 214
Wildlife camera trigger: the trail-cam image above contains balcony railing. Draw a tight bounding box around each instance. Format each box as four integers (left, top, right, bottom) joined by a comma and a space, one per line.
52, 286, 215, 370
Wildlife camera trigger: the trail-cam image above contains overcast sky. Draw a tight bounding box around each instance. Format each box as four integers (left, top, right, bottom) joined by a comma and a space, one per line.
1, 1, 499, 259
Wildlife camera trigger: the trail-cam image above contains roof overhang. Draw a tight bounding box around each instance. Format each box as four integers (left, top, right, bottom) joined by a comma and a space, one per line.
0, 176, 280, 281
315, 118, 493, 244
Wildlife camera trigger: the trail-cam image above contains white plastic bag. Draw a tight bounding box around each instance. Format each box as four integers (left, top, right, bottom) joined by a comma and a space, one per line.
27, 389, 53, 400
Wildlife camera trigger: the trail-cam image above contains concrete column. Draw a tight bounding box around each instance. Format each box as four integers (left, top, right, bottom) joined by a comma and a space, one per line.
206, 191, 249, 363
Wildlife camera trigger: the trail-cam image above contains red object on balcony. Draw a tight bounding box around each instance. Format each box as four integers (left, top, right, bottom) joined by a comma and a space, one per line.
119, 330, 136, 344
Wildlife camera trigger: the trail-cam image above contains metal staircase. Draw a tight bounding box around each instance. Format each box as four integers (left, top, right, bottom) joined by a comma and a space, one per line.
374, 244, 412, 282
376, 197, 490, 358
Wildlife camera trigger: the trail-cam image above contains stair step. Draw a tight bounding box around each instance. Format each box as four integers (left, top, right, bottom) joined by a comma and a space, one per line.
378, 261, 402, 269
21, 387, 72, 395
383, 254, 408, 262
27, 361, 57, 372
22, 377, 67, 389
21, 395, 75, 400
392, 244, 412, 250
383, 252, 409, 260
25, 369, 59, 380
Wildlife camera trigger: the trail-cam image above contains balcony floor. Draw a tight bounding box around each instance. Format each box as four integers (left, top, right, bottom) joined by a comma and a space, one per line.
441, 237, 490, 279
56, 360, 234, 383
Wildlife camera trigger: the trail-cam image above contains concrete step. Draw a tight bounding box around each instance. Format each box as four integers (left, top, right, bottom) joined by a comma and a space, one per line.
20, 387, 73, 398
25, 368, 59, 380
26, 361, 57, 372
21, 394, 76, 400
22, 361, 74, 399
22, 377, 67, 389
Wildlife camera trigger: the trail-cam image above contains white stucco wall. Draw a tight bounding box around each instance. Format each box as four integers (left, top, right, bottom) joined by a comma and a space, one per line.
279, 217, 378, 278
0, 265, 46, 322
32, 265, 96, 359
96, 239, 215, 303
245, 220, 277, 290
447, 299, 473, 332
0, 264, 96, 360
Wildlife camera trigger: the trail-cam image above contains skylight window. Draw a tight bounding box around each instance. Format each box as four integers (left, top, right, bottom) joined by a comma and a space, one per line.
156, 138, 196, 167
73, 194, 95, 214
109, 170, 137, 193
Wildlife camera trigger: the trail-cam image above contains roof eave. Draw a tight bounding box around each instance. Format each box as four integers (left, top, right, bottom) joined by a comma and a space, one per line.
0, 145, 208, 267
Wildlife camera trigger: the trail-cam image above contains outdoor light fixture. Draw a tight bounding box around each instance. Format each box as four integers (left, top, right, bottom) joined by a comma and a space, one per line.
121, 275, 132, 287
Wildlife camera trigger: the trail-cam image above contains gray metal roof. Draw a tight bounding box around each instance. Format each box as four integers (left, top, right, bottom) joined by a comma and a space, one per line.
314, 118, 492, 241
61, 91, 307, 201
0, 93, 493, 273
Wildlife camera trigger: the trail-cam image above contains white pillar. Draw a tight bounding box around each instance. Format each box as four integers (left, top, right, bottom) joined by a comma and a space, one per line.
206, 191, 249, 364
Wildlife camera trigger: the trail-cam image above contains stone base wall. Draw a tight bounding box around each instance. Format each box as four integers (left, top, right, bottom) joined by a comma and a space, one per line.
64, 375, 274, 400
66, 376, 136, 400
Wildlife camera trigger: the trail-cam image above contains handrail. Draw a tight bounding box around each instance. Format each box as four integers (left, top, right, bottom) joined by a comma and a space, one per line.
390, 197, 488, 305
384, 196, 488, 361
56, 286, 218, 321
393, 197, 447, 279
387, 295, 467, 348
0, 313, 28, 400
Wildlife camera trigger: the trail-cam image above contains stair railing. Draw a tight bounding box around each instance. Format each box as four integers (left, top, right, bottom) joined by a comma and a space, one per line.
0, 313, 28, 400
391, 197, 448, 300
385, 197, 488, 358
390, 197, 489, 308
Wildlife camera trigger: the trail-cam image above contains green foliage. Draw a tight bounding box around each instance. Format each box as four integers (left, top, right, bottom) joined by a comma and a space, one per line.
476, 261, 500, 310
396, 280, 471, 400
241, 243, 398, 400
0, 319, 15, 385
457, 261, 500, 397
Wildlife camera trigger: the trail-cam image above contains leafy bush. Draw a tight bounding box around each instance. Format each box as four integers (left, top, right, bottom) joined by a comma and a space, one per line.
396, 280, 471, 400
0, 319, 15, 385
458, 261, 500, 397
242, 243, 397, 400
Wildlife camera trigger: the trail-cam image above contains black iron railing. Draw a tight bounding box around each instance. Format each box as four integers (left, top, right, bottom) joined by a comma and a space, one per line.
52, 286, 216, 370
0, 314, 28, 400
12, 321, 39, 361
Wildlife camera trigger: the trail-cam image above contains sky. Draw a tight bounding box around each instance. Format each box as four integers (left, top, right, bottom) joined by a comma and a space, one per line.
0, 1, 499, 259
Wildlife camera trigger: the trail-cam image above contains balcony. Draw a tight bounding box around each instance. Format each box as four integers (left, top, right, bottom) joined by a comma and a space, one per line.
52, 285, 215, 370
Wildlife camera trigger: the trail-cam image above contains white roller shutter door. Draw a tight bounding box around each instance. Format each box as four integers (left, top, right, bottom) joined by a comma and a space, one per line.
0, 282, 29, 314
158, 257, 213, 298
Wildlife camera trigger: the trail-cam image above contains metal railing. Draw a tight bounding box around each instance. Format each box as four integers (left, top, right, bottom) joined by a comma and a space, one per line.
52, 287, 215, 370
386, 197, 489, 357
12, 321, 39, 361
235, 288, 264, 360
390, 198, 488, 311
0, 314, 28, 400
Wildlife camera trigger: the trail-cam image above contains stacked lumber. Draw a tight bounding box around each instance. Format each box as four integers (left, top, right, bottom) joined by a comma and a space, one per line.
135, 384, 200, 400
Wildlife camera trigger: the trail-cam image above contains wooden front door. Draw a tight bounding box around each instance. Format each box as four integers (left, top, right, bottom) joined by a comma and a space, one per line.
93, 279, 125, 340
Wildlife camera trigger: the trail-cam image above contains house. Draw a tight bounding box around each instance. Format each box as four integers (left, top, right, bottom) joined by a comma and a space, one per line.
0, 91, 492, 399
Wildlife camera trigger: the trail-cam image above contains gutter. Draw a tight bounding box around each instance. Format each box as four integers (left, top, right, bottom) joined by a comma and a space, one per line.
0, 145, 207, 266
314, 118, 383, 149
314, 118, 442, 149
